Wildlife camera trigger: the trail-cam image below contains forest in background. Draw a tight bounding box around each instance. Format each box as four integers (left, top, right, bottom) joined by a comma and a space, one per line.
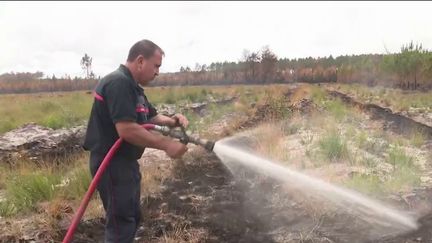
1, 41, 431, 94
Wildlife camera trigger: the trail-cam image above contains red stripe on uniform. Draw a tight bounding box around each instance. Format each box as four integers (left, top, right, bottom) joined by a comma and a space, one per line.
93, 92, 104, 102
136, 107, 149, 113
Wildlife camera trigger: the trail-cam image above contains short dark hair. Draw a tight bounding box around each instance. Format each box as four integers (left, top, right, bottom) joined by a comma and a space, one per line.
127, 39, 165, 61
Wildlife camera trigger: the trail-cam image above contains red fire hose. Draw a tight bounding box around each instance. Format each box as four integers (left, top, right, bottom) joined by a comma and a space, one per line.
62, 123, 156, 243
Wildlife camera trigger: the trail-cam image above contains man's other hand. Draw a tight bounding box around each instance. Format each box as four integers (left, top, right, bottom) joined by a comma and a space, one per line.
172, 114, 189, 128
164, 140, 188, 159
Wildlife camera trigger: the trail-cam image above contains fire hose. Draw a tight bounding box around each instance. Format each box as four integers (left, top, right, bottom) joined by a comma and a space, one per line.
62, 124, 214, 243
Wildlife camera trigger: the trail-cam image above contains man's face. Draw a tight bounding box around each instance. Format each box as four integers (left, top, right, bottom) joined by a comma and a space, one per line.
137, 50, 162, 85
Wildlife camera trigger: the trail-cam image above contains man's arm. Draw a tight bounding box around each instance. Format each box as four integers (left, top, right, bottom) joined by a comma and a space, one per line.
115, 121, 187, 158
103, 79, 187, 159
149, 114, 177, 127
150, 114, 189, 128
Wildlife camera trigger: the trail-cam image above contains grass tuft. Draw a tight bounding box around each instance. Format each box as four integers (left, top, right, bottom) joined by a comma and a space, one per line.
4, 172, 61, 214
318, 130, 348, 161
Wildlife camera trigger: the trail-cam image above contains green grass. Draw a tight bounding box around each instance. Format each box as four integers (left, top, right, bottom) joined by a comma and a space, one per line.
323, 99, 348, 121
0, 165, 7, 190
310, 85, 327, 104
383, 166, 420, 193
0, 85, 283, 134
357, 134, 389, 155
5, 171, 62, 212
318, 130, 348, 161
357, 156, 378, 167
0, 119, 15, 133
310, 86, 352, 121
345, 174, 383, 195
386, 146, 416, 170
146, 86, 227, 105
0, 91, 92, 133
307, 84, 426, 195
356, 131, 368, 148
185, 102, 237, 133
42, 112, 76, 129
0, 84, 290, 220
0, 154, 91, 217
60, 162, 92, 200
173, 85, 289, 133
345, 145, 421, 195
0, 200, 16, 217
262, 91, 292, 120
346, 166, 420, 195
410, 129, 426, 148
284, 121, 301, 135
334, 83, 432, 112
0, 87, 219, 133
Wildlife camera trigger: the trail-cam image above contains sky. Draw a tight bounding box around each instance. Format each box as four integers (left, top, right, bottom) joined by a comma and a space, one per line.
1, 1, 432, 78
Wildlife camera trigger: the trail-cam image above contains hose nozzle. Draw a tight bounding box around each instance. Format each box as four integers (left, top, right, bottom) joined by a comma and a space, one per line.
188, 134, 215, 152
153, 125, 215, 152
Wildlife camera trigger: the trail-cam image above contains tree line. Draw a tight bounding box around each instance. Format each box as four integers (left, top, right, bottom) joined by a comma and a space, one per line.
0, 74, 97, 94
1, 42, 431, 94
156, 42, 432, 90
0, 53, 97, 94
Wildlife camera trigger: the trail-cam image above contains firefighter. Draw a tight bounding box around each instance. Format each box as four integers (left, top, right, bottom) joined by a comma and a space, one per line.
83, 39, 188, 242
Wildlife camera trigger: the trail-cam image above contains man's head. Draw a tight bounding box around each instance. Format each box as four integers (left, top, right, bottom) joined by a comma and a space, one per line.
126, 39, 164, 86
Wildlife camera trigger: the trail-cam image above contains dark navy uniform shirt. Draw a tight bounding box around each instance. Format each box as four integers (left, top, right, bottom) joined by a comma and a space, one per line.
83, 65, 158, 160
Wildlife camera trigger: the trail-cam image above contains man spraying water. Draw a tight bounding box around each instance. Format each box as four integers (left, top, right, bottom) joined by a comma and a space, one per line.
82, 39, 189, 243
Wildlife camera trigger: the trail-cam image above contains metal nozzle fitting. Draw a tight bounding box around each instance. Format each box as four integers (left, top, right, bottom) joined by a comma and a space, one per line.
204, 140, 215, 152
152, 125, 215, 152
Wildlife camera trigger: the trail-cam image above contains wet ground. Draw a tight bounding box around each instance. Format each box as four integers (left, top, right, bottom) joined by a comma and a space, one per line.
69, 144, 432, 243
2, 84, 432, 243
378, 210, 432, 243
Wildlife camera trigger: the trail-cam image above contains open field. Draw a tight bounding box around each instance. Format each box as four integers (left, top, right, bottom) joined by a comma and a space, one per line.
0, 85, 281, 134
0, 84, 431, 242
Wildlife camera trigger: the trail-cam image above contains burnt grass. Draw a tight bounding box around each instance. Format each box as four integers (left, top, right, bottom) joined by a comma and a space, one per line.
327, 90, 432, 140
29, 86, 432, 242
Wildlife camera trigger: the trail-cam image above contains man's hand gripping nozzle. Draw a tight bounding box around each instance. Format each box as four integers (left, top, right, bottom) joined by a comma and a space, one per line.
153, 125, 215, 152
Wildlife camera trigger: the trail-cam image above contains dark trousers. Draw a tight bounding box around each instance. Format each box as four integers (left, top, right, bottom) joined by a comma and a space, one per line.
90, 152, 142, 243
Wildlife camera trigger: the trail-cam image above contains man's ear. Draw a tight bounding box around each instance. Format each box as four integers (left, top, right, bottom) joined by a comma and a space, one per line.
136, 55, 145, 65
